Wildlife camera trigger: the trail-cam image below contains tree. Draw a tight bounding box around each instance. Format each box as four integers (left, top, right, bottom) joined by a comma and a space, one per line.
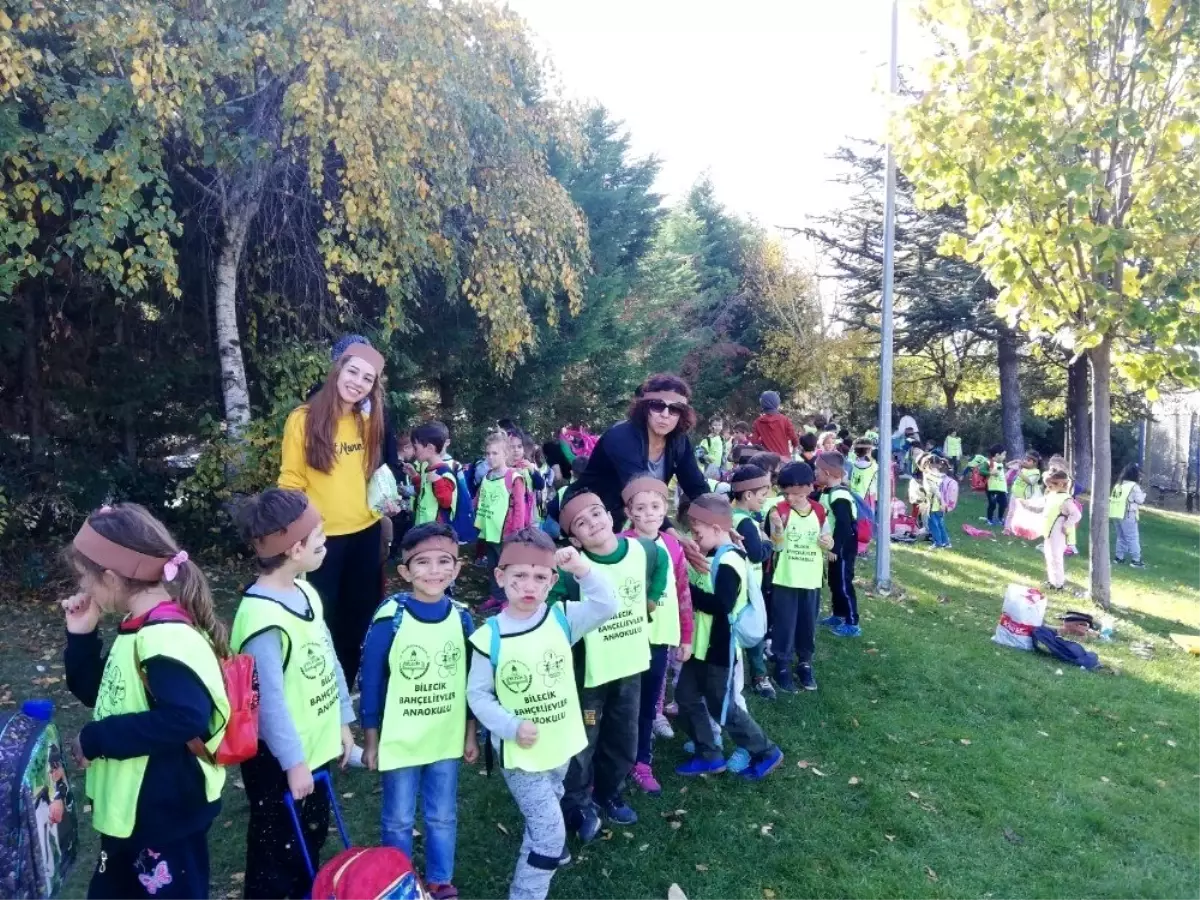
899, 0, 1200, 607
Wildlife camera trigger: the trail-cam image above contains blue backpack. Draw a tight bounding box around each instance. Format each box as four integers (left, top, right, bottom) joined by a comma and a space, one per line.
484, 605, 572, 667
1031, 626, 1100, 671
709, 546, 768, 726
446, 462, 479, 544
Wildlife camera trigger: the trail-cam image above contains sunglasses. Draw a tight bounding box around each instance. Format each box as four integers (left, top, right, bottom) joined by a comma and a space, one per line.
646, 399, 688, 417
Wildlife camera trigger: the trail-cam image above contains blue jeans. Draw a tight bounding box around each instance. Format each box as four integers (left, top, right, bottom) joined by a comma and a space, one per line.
381, 758, 460, 883
928, 511, 949, 547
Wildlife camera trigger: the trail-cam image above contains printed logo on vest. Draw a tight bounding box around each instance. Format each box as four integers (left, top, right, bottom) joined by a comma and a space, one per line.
536, 649, 567, 686
299, 642, 329, 681
96, 661, 127, 718
500, 660, 533, 694
436, 641, 461, 677
617, 577, 644, 610
398, 645, 431, 681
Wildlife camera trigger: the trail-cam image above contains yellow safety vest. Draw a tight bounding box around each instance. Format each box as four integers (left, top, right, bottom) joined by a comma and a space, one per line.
849, 461, 879, 498
986, 461, 1008, 492
647, 536, 681, 646
690, 551, 749, 661
415, 462, 458, 525
1109, 481, 1136, 520
475, 473, 512, 543
581, 539, 651, 687
1043, 491, 1071, 538
731, 509, 765, 586
772, 506, 823, 590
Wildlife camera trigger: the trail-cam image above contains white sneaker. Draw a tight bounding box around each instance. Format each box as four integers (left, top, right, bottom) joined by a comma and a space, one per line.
652, 714, 675, 739
347, 744, 366, 768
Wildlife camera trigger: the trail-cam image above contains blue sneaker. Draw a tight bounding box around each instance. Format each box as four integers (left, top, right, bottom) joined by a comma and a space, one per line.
796, 663, 818, 691
832, 622, 863, 638
774, 669, 799, 694
676, 756, 727, 776
683, 728, 723, 755
820, 615, 844, 631
740, 746, 785, 781
726, 746, 751, 773
601, 793, 637, 825
567, 803, 602, 843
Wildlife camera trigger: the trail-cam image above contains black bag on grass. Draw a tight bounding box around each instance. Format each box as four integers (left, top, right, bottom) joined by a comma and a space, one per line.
1031, 626, 1100, 671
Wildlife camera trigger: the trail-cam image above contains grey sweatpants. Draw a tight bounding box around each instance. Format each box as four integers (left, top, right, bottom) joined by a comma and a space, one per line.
502, 763, 569, 900
1114, 516, 1142, 563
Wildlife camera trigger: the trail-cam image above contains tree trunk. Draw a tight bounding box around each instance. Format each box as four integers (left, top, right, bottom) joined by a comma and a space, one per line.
1088, 336, 1113, 610
943, 384, 958, 424
115, 315, 137, 465
437, 374, 457, 424
20, 287, 45, 457
1067, 356, 1092, 488
996, 329, 1024, 458
214, 202, 259, 435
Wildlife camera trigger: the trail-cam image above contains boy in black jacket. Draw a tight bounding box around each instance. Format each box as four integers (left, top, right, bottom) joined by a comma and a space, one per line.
816, 452, 862, 638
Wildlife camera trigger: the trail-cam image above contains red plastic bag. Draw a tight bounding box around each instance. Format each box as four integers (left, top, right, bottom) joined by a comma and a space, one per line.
312, 847, 426, 900
214, 653, 259, 765
970, 470, 987, 492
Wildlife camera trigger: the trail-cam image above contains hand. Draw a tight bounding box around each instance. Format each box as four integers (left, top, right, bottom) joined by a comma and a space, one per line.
678, 536, 709, 573
62, 593, 100, 635
403, 463, 418, 478
677, 643, 693, 663
824, 550, 838, 563
362, 744, 378, 772
768, 509, 783, 534
71, 735, 90, 771
339, 725, 355, 769
515, 720, 538, 748
554, 547, 591, 578
463, 732, 480, 764
818, 534, 834, 551
49, 799, 64, 825
287, 763, 315, 800
381, 499, 403, 516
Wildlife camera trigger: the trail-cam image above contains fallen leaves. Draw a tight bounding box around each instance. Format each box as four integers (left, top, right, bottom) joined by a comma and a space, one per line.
1037, 730, 1050, 737
341, 792, 354, 799
639, 843, 649, 852
763, 890, 777, 899
811, 767, 829, 777
1003, 827, 1024, 845
1166, 739, 1177, 747
230, 873, 245, 884
848, 776, 861, 785
925, 866, 939, 882
959, 738, 972, 746
667, 884, 688, 900
496, 822, 510, 836
759, 823, 774, 837
695, 864, 709, 872
884, 833, 896, 842
796, 760, 810, 769
1100, 776, 1111, 783
908, 791, 921, 800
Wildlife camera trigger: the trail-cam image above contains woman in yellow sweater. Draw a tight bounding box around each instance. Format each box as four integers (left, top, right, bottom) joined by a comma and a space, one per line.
279, 338, 384, 687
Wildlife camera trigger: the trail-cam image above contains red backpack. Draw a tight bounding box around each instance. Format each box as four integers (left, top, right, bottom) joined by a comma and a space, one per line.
135, 602, 259, 766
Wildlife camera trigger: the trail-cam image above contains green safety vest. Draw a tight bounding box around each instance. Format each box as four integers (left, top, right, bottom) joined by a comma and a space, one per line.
1109, 481, 1136, 520
475, 472, 512, 543
415, 462, 458, 525
849, 461, 878, 498
582, 539, 651, 687
647, 536, 681, 646
986, 461, 1008, 492
373, 598, 468, 769
731, 509, 765, 586
944, 436, 962, 458
1012, 469, 1041, 500
88, 620, 229, 839
689, 550, 749, 661
699, 435, 725, 466
468, 607, 585, 773
924, 473, 945, 512
231, 581, 343, 770
772, 506, 823, 590
1042, 491, 1071, 538
761, 494, 783, 514
821, 486, 857, 520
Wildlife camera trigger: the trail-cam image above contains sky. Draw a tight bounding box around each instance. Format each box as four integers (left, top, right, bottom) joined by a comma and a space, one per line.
504, 0, 933, 260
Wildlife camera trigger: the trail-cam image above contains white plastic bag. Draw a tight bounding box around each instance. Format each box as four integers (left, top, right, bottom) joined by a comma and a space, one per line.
992, 584, 1047, 651
1008, 498, 1045, 540
367, 464, 400, 514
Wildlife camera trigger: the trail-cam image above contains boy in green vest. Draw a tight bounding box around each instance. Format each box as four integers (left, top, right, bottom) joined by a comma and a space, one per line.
698, 417, 726, 478
767, 462, 834, 692
981, 444, 1009, 526
1110, 463, 1147, 568
466, 529, 617, 900
231, 489, 356, 898
816, 452, 862, 638
476, 432, 530, 612
359, 523, 477, 899
553, 490, 669, 836
412, 421, 459, 526
943, 429, 963, 477
728, 465, 775, 701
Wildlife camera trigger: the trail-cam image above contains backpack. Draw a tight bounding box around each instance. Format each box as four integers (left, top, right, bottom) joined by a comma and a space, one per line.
484, 605, 571, 668
473, 469, 531, 535
817, 487, 873, 546
559, 426, 598, 465
445, 461, 479, 544
386, 594, 474, 645
708, 546, 767, 727
135, 603, 259, 766
970, 469, 987, 492
1030, 626, 1100, 671
0, 709, 78, 899
938, 476, 959, 513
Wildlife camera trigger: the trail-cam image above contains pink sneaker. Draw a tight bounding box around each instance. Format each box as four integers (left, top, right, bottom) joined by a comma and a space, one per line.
631, 762, 662, 796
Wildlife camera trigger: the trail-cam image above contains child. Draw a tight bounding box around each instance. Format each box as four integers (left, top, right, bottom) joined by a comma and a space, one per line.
982, 444, 1008, 526
1111, 463, 1147, 568
466, 530, 617, 900
553, 490, 669, 835
546, 455, 589, 537
817, 452, 863, 637
727, 465, 776, 700
731, 421, 753, 453
1046, 455, 1080, 555
360, 523, 477, 899
619, 477, 694, 796
698, 417, 726, 478
943, 428, 963, 477
476, 432, 531, 611
231, 489, 356, 899
849, 438, 880, 510
1042, 469, 1083, 589
412, 422, 460, 526
675, 494, 784, 780
1005, 450, 1044, 534
63, 504, 231, 900
923, 455, 953, 550
509, 430, 546, 522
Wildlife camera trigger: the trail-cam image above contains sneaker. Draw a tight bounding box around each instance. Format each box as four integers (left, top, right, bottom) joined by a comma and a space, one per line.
796, 664, 818, 691
1130, 560, 1146, 569
683, 727, 723, 754
1065, 545, 1078, 556
832, 623, 863, 638
347, 743, 366, 768
978, 516, 990, 523
676, 756, 727, 776
820, 615, 844, 631
740, 746, 785, 781
652, 714, 675, 739
426, 884, 459, 900
566, 803, 602, 843
602, 793, 638, 825
751, 676, 777, 701
774, 670, 799, 694
663, 701, 679, 717
726, 746, 751, 774
630, 762, 662, 796
558, 847, 572, 867
762, 638, 773, 660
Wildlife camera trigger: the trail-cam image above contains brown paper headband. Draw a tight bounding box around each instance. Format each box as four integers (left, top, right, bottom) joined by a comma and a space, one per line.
687, 503, 733, 529
622, 477, 669, 503
498, 543, 557, 569
401, 535, 460, 564
338, 342, 386, 375
73, 522, 171, 581
730, 474, 771, 493
254, 502, 323, 557
560, 491, 605, 537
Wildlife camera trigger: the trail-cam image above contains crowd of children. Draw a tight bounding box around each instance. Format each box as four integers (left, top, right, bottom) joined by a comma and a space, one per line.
57, 396, 1151, 900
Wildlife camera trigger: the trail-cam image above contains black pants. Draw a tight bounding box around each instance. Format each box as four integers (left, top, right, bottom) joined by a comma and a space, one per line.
771, 586, 821, 668
675, 658, 772, 762
986, 490, 1009, 522
828, 550, 859, 626
307, 520, 382, 688
241, 747, 332, 899
562, 675, 640, 816
484, 541, 503, 602
88, 830, 209, 899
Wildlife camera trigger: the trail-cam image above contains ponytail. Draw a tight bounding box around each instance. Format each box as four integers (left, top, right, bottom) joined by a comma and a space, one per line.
173, 559, 230, 658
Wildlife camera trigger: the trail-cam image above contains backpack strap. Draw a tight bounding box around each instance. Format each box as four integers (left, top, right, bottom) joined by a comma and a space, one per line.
550, 604, 572, 643
391, 593, 408, 634
487, 616, 502, 670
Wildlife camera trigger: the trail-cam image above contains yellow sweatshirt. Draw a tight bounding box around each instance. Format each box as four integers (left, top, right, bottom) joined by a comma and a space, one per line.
279, 407, 379, 537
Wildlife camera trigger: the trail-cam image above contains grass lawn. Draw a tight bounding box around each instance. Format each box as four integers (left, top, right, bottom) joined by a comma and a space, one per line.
8, 490, 1199, 899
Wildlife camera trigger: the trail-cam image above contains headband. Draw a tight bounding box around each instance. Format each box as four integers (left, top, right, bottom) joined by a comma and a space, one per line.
816, 453, 844, 474
338, 341, 385, 375
686, 503, 733, 529
401, 535, 459, 564
254, 502, 323, 557
622, 477, 669, 503
730, 474, 771, 493
73, 521, 170, 581
642, 390, 689, 407
560, 491, 605, 537
498, 543, 557, 569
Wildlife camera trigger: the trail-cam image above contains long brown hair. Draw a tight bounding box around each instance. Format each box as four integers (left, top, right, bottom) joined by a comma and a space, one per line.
303, 356, 383, 475
64, 504, 230, 657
